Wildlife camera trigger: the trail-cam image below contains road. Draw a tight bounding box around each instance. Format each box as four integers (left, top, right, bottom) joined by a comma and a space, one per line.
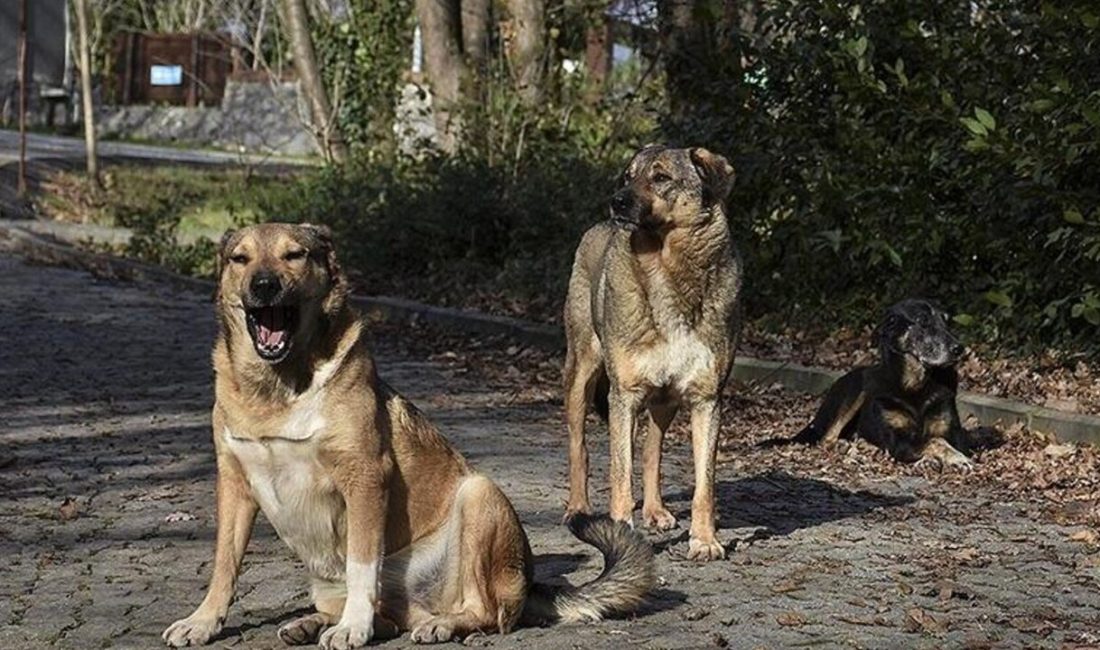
1, 252, 1098, 649
0, 129, 312, 168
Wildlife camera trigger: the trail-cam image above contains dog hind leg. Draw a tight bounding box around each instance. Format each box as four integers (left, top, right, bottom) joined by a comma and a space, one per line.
564, 343, 603, 518
396, 475, 528, 644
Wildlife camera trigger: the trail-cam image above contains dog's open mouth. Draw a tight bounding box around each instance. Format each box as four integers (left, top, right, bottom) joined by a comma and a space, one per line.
245, 305, 298, 362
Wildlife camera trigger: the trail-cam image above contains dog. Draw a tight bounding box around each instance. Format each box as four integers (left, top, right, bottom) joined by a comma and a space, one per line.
562, 145, 742, 562
790, 299, 972, 468
162, 223, 653, 649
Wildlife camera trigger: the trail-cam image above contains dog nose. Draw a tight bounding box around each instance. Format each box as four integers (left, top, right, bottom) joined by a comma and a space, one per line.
611, 191, 632, 215
250, 273, 281, 304
951, 342, 965, 358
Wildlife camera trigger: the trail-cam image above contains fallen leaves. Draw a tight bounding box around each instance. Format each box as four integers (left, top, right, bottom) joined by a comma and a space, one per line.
1068, 529, 1099, 545
775, 611, 807, 627
164, 511, 196, 523
904, 607, 947, 634
57, 497, 79, 521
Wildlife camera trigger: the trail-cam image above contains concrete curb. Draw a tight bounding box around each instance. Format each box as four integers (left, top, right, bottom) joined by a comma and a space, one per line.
3, 218, 1098, 446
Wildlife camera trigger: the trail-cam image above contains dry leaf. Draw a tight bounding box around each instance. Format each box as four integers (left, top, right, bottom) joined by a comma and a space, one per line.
776, 612, 807, 627
1069, 529, 1099, 544
165, 511, 196, 523
904, 608, 947, 634
58, 497, 79, 521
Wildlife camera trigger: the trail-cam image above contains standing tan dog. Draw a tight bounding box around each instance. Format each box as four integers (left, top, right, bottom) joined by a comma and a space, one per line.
563, 146, 742, 562
163, 223, 653, 649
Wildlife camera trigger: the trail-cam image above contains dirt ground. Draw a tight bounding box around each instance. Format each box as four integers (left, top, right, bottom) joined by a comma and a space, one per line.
2, 252, 1099, 650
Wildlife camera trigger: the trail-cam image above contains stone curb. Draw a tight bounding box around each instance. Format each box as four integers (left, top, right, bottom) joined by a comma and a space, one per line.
2, 218, 1098, 446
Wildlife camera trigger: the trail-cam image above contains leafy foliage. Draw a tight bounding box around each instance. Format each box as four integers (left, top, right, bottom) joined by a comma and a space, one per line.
311, 1, 413, 156
665, 0, 1100, 354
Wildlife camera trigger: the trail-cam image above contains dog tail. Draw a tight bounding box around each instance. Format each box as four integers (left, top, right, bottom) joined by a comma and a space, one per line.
521, 514, 654, 625
757, 424, 822, 448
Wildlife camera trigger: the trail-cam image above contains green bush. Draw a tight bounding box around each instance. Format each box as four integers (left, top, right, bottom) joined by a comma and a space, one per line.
666, 0, 1100, 354
256, 62, 659, 320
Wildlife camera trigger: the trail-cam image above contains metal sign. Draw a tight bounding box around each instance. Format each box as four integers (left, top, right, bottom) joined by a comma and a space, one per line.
149, 64, 183, 86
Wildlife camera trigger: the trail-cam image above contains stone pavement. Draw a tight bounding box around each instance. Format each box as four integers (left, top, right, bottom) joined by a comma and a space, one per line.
1, 253, 1098, 649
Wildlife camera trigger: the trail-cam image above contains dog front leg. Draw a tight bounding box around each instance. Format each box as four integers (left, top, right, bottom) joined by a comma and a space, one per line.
163, 450, 257, 647
320, 455, 391, 650
687, 398, 725, 561
607, 387, 642, 526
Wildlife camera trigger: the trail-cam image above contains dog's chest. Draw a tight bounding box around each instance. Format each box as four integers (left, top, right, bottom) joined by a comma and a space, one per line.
635, 270, 718, 391
224, 429, 346, 580
634, 326, 716, 392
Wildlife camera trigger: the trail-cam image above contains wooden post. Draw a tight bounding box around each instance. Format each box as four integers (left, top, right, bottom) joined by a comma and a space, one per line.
188, 33, 200, 107
17, 0, 28, 198
122, 32, 135, 104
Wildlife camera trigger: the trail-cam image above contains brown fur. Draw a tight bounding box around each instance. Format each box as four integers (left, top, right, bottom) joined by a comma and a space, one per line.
787, 299, 972, 470
563, 146, 743, 562
163, 224, 654, 650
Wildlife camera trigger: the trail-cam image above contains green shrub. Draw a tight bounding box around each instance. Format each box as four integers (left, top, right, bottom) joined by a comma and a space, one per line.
666, 0, 1100, 354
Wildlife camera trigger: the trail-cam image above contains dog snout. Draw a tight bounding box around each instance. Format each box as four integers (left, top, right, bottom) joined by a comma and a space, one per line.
950, 341, 965, 358
610, 190, 633, 218
250, 272, 282, 304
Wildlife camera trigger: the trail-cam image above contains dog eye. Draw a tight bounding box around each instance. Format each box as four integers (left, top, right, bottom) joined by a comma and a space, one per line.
652, 172, 672, 184
283, 250, 307, 261
229, 254, 249, 265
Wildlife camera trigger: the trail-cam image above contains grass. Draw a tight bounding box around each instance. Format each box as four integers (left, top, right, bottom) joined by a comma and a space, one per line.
35, 163, 295, 276
38, 163, 283, 235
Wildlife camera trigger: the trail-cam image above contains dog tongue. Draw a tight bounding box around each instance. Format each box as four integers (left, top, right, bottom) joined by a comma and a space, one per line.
256, 307, 286, 347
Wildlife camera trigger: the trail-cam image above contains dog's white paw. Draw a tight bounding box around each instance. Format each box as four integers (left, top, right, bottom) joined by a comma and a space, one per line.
162, 614, 222, 647
686, 537, 726, 562
942, 450, 975, 471
641, 505, 678, 531
319, 622, 373, 650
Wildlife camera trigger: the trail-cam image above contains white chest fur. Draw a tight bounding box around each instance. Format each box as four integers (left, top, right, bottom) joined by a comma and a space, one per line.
634, 266, 717, 393
224, 428, 346, 581
634, 326, 716, 393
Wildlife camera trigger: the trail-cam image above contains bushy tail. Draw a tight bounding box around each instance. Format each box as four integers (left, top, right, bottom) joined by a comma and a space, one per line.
521, 514, 654, 625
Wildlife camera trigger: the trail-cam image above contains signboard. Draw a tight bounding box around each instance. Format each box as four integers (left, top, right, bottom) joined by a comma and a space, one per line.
150, 65, 183, 86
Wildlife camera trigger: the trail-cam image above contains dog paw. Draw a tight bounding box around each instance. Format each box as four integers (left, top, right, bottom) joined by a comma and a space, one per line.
318, 622, 373, 650
410, 617, 457, 644
278, 613, 328, 646
162, 614, 222, 647
942, 451, 975, 471
563, 502, 592, 524
641, 505, 677, 531
686, 537, 726, 562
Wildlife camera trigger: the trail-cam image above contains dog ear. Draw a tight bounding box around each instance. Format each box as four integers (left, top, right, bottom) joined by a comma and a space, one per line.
300, 222, 348, 315
212, 229, 238, 302
299, 222, 337, 272
690, 147, 736, 205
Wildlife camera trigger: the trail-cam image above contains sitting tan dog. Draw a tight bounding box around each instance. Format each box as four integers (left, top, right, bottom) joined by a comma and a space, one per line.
563, 146, 743, 561
163, 223, 653, 649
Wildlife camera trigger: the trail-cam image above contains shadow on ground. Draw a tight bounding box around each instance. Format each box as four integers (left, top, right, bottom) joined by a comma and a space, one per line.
662, 470, 913, 552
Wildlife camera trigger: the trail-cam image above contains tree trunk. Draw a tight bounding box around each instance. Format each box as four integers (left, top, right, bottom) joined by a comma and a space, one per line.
460, 0, 490, 68
505, 0, 545, 105
415, 0, 465, 152
16, 0, 27, 197
74, 0, 102, 189
658, 0, 704, 122
658, 0, 740, 126
282, 0, 348, 163
584, 8, 612, 103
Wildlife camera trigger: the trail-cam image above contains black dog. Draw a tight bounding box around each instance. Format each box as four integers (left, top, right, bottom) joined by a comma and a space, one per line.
790, 299, 972, 468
